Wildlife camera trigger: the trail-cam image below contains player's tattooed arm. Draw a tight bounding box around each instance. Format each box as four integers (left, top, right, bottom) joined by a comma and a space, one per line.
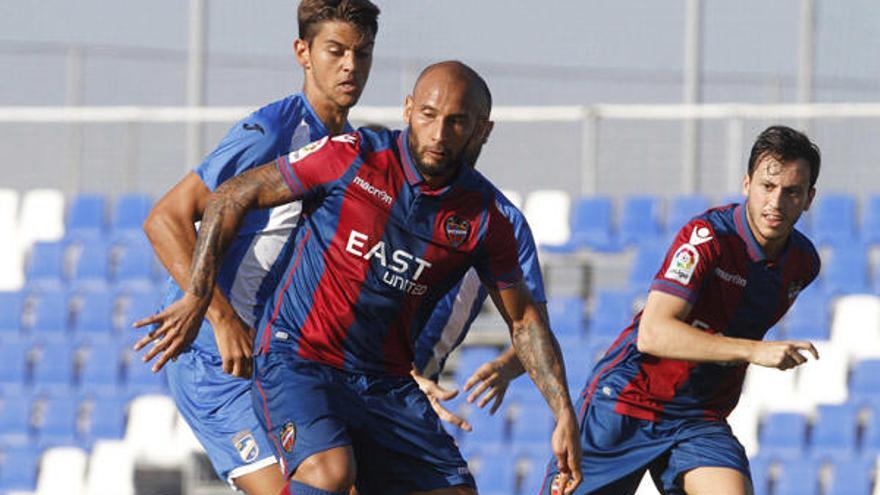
188, 163, 295, 297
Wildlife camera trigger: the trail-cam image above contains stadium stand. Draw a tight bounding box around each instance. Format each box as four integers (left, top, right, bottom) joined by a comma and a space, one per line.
523, 189, 571, 247
0, 190, 879, 494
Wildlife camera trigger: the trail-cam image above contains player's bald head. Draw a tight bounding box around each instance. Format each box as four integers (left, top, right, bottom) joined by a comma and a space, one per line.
413, 61, 492, 117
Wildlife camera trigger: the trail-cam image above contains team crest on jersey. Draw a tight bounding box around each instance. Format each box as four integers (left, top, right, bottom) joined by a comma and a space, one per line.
232, 430, 259, 463
280, 422, 296, 453
788, 281, 804, 302
288, 136, 328, 163
665, 243, 700, 285
444, 215, 471, 247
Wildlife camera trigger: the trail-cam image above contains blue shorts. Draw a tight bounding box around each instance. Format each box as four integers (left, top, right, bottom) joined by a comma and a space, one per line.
539, 394, 751, 495
166, 346, 277, 484
252, 349, 475, 495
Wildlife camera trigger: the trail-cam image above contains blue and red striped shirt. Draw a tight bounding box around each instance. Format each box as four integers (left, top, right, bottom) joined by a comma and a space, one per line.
257, 128, 523, 376
585, 203, 820, 421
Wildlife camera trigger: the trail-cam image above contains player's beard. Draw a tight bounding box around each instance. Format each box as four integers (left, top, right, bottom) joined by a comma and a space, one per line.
407, 130, 464, 181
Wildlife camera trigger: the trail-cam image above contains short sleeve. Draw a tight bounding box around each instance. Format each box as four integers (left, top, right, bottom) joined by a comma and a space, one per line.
275, 133, 360, 202
649, 219, 721, 304
473, 199, 524, 291
511, 213, 547, 304
195, 116, 284, 191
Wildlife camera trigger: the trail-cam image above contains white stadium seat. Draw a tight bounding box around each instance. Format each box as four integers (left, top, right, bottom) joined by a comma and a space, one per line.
742, 364, 812, 414
85, 440, 135, 495
19, 189, 65, 244
831, 295, 880, 360
36, 446, 87, 495
0, 188, 19, 234
174, 410, 206, 456
0, 189, 24, 290
124, 394, 186, 467
523, 189, 571, 247
794, 340, 849, 407
727, 395, 761, 457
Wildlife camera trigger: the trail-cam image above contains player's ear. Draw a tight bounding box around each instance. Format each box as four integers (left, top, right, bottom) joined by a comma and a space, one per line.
403, 95, 414, 122
294, 38, 311, 70
804, 186, 816, 211
741, 173, 751, 196
479, 120, 495, 144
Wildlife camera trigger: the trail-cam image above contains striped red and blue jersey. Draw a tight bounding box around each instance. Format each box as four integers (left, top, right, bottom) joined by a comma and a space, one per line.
257, 128, 523, 376
584, 203, 820, 421
162, 92, 351, 358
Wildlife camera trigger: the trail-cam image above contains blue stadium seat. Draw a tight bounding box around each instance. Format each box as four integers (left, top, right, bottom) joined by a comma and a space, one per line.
82, 394, 128, 445
748, 455, 772, 495
860, 401, 880, 457
28, 290, 70, 335
35, 394, 79, 447
666, 194, 710, 235
588, 290, 633, 337
773, 458, 820, 495
758, 412, 808, 458
849, 360, 880, 403
783, 285, 830, 340
70, 237, 111, 290
519, 452, 552, 495
0, 292, 24, 333
472, 452, 517, 495
32, 340, 76, 392
0, 336, 32, 387
861, 194, 880, 246
120, 295, 160, 331
78, 339, 122, 393
0, 445, 40, 492
619, 196, 664, 246
113, 237, 158, 286
72, 290, 114, 336
811, 193, 858, 246
628, 241, 666, 290
454, 346, 500, 383
0, 398, 33, 444
809, 404, 859, 460
822, 245, 870, 296
111, 194, 152, 236
546, 296, 585, 337
567, 196, 617, 252
65, 193, 107, 239
584, 335, 615, 367
123, 350, 168, 395
24, 241, 66, 291
511, 403, 553, 444
465, 408, 505, 444
826, 458, 874, 495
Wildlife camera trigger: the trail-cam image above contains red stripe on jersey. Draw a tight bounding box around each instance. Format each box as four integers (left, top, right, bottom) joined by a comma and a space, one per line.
582, 324, 637, 409
253, 377, 286, 474
296, 150, 402, 368
260, 229, 311, 355
615, 354, 698, 421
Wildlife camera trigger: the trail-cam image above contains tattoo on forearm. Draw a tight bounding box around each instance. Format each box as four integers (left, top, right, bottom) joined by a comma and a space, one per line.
512, 320, 570, 416
188, 163, 293, 297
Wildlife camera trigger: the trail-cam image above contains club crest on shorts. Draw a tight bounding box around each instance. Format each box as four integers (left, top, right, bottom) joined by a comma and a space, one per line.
280, 422, 296, 453
444, 215, 471, 247
232, 430, 259, 463
665, 243, 700, 285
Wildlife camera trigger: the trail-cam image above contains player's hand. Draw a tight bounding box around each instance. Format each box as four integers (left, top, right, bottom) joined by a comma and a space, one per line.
213, 316, 256, 379
132, 292, 211, 373
550, 410, 583, 495
410, 369, 472, 432
463, 358, 515, 414
749, 340, 819, 370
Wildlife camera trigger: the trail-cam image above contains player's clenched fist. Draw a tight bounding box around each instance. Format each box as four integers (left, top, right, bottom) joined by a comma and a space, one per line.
749, 340, 819, 370
551, 411, 583, 494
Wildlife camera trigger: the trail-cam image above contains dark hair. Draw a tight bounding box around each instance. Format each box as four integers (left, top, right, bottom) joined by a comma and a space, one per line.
297, 0, 380, 44
414, 60, 493, 116
747, 125, 821, 187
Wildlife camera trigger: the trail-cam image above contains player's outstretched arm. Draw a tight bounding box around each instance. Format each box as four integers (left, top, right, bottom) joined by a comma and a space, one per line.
135, 172, 256, 376
638, 290, 819, 369
463, 345, 525, 414
488, 282, 582, 494
134, 162, 296, 367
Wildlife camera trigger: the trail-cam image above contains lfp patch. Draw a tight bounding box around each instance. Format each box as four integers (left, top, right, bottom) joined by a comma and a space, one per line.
665, 243, 700, 285
287, 136, 328, 163
232, 430, 259, 463
444, 215, 471, 248
280, 422, 296, 453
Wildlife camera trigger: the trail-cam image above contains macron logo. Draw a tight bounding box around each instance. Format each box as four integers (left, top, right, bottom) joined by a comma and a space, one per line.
714, 267, 747, 287
353, 176, 393, 205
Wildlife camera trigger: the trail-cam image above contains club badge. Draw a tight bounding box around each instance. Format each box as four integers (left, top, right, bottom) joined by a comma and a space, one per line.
444, 215, 471, 248
280, 422, 296, 453
232, 430, 259, 463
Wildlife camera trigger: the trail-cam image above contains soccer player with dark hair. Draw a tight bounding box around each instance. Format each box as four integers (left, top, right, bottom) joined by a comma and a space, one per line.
541, 125, 822, 495
134, 1, 379, 493
142, 60, 583, 495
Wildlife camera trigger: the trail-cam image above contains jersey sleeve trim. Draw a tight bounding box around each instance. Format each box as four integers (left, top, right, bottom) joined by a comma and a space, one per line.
275, 156, 306, 197
650, 276, 697, 303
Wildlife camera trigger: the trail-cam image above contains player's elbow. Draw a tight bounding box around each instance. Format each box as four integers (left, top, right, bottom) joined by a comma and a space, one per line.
636, 318, 662, 355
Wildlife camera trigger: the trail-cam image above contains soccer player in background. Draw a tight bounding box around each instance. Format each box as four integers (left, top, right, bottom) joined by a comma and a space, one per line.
144, 61, 583, 495
132, 1, 379, 493
541, 125, 822, 495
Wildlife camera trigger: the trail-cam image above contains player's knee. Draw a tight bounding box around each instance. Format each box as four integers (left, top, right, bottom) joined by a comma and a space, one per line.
292, 447, 356, 492
283, 479, 352, 495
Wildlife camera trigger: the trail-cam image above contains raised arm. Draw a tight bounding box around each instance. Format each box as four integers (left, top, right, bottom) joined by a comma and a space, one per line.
487, 281, 582, 494
638, 290, 818, 369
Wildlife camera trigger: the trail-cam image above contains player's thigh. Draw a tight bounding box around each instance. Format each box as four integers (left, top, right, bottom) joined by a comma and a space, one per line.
408, 486, 475, 495
681, 466, 753, 495
292, 445, 357, 492
233, 463, 286, 495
